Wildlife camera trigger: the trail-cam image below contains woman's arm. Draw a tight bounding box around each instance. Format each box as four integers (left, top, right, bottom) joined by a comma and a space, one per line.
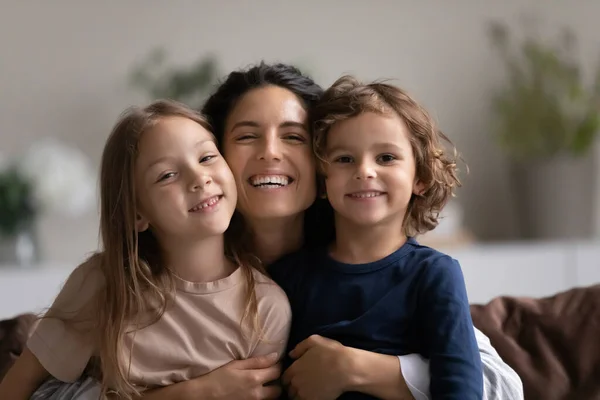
0, 347, 50, 399
475, 328, 524, 400
283, 335, 415, 400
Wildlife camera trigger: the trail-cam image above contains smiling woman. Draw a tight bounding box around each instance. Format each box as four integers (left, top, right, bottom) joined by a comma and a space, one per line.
223, 85, 316, 225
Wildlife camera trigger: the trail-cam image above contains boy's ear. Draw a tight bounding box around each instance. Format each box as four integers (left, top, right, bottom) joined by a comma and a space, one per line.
413, 179, 426, 196
136, 213, 150, 232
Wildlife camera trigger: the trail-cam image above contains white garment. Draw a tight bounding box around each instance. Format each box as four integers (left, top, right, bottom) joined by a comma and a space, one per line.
399, 328, 524, 400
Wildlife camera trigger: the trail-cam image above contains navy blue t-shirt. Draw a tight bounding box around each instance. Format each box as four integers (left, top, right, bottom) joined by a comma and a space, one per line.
269, 237, 483, 399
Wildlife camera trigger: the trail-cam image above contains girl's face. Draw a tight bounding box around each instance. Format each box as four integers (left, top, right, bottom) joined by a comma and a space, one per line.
134, 116, 237, 243
222, 85, 316, 222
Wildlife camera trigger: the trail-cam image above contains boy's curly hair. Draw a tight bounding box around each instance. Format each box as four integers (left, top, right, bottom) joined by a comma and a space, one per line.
311, 75, 463, 236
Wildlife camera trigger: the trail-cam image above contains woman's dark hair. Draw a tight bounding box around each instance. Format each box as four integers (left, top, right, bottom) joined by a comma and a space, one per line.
202, 61, 324, 147
201, 61, 333, 251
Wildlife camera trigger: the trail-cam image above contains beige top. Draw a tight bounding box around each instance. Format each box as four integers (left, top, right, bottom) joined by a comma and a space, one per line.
27, 258, 291, 390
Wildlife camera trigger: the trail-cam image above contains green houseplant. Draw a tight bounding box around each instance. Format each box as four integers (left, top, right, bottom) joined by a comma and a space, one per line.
130, 49, 220, 109
488, 20, 600, 239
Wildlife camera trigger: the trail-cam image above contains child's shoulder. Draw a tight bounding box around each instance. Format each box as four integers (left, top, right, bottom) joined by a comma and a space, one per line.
250, 268, 292, 319
58, 253, 106, 302
406, 239, 466, 292
406, 237, 457, 265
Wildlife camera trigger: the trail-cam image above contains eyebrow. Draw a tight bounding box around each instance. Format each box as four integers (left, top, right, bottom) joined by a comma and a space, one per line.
230, 120, 308, 131
327, 142, 405, 155
146, 139, 214, 170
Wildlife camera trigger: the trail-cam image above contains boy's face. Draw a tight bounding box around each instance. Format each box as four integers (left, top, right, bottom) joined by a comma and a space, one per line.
323, 111, 421, 229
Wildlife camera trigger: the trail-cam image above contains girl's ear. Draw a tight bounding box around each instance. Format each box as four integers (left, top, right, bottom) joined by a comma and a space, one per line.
136, 214, 150, 232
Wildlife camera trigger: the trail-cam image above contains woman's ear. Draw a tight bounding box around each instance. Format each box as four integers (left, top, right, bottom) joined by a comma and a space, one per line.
136, 214, 150, 232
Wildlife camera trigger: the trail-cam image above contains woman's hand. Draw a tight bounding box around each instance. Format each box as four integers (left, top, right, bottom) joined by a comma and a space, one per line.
132, 352, 282, 400
199, 353, 283, 400
282, 335, 353, 400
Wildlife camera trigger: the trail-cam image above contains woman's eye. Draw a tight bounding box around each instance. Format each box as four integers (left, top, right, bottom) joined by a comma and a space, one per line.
378, 154, 396, 163
200, 155, 216, 163
236, 134, 257, 141
284, 134, 306, 143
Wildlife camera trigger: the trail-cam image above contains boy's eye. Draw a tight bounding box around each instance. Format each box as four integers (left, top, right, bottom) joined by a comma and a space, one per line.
200, 155, 217, 163
377, 154, 396, 164
334, 155, 353, 164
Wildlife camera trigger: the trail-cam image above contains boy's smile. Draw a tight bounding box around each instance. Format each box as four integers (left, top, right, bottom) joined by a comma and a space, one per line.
324, 111, 421, 230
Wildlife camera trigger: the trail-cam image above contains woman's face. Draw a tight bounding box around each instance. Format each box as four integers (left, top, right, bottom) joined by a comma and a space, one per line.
222, 85, 316, 222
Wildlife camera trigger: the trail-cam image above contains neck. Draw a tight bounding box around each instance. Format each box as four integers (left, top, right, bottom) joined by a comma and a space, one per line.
331, 216, 407, 264
160, 234, 235, 283
246, 215, 305, 265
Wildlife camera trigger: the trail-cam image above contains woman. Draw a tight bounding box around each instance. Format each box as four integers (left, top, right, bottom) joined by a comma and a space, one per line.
197, 62, 524, 400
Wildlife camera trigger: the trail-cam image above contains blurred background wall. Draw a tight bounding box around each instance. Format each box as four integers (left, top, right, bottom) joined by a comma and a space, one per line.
0, 0, 599, 272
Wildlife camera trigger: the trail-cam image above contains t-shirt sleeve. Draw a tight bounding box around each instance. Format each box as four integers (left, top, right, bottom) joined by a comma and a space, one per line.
419, 256, 483, 399
27, 254, 104, 383
250, 277, 292, 360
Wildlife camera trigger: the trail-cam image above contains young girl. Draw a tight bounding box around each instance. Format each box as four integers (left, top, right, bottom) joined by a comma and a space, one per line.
271, 75, 483, 399
0, 100, 291, 399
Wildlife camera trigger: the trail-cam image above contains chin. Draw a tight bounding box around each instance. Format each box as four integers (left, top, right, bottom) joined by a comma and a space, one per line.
252, 204, 309, 220
341, 212, 387, 227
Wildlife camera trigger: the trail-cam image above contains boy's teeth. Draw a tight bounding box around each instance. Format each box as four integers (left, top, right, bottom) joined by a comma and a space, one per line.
250, 175, 290, 187
350, 192, 382, 198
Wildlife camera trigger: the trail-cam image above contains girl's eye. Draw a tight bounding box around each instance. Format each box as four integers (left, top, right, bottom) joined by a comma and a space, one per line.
158, 172, 176, 182
334, 156, 353, 164
200, 155, 216, 163
378, 154, 396, 164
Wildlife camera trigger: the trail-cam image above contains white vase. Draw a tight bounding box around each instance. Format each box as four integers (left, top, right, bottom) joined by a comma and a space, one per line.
0, 227, 39, 266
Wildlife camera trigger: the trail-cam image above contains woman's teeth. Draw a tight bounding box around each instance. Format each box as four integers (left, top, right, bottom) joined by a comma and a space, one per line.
189, 195, 220, 211
250, 175, 291, 188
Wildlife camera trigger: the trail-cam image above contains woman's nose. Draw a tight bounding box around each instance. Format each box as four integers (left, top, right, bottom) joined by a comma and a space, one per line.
257, 132, 283, 162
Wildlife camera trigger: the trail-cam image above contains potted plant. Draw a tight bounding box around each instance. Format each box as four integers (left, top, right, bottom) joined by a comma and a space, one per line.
130, 49, 220, 109
0, 140, 96, 266
488, 20, 600, 239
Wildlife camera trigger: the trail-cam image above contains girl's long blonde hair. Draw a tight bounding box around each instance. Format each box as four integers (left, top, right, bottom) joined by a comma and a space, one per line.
62, 100, 264, 398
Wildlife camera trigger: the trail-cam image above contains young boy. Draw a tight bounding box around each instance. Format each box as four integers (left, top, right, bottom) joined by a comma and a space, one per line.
270, 75, 483, 399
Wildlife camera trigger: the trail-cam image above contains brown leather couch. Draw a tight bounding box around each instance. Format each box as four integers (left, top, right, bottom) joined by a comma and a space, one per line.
1, 285, 599, 399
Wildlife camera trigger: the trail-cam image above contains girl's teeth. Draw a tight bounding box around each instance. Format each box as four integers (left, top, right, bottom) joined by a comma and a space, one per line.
190, 196, 220, 211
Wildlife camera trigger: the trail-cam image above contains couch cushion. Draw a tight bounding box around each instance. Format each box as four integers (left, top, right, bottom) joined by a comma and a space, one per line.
0, 313, 37, 381
471, 284, 600, 400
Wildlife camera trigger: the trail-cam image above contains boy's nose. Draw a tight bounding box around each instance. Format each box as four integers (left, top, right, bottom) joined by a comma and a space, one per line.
354, 161, 377, 180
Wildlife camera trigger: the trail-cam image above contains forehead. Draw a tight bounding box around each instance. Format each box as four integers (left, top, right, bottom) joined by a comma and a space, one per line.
225, 86, 307, 129
137, 116, 214, 157
327, 111, 411, 148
